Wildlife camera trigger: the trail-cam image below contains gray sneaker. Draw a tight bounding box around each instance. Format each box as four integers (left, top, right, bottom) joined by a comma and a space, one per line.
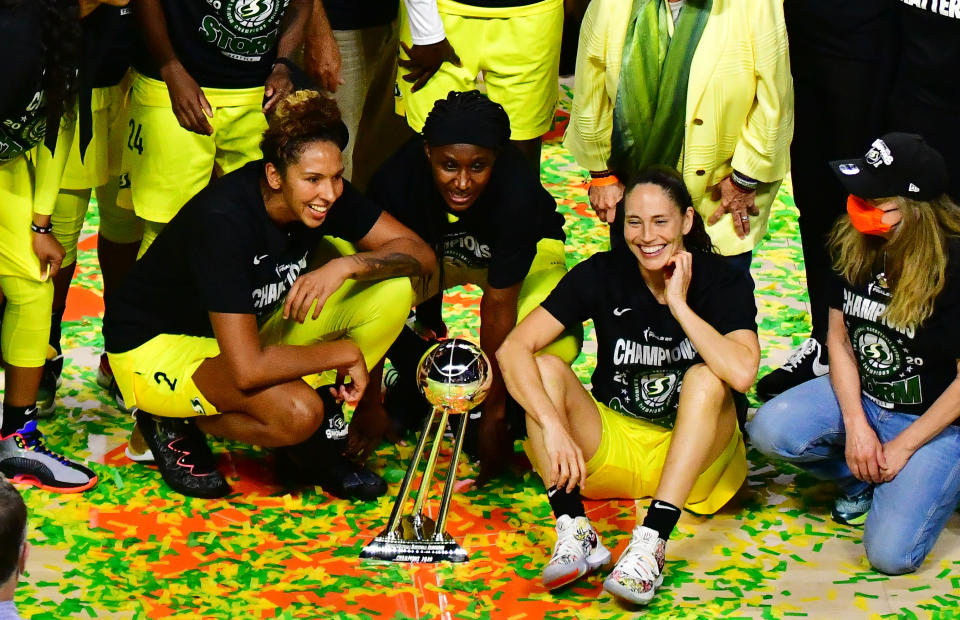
541, 515, 611, 590
0, 420, 97, 493
832, 487, 873, 526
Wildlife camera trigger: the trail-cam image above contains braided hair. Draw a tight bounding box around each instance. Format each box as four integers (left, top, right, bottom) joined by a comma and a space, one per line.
422, 90, 511, 149
38, 0, 81, 133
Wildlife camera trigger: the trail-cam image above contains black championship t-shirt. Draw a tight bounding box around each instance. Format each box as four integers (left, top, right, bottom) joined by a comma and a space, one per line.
369, 138, 565, 290
137, 0, 293, 88
323, 0, 397, 30
542, 249, 757, 428
0, 1, 46, 163
894, 0, 960, 111
829, 243, 960, 417
83, 4, 135, 88
104, 161, 382, 353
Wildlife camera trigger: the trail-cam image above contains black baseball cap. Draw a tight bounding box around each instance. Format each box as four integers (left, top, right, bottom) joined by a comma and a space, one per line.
829, 132, 948, 201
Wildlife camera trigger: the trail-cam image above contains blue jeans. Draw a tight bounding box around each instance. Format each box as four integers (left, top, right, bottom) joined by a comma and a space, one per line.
748, 375, 960, 575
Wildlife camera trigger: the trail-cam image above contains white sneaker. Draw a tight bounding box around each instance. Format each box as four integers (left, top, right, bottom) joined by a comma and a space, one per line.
541, 515, 611, 590
603, 525, 666, 605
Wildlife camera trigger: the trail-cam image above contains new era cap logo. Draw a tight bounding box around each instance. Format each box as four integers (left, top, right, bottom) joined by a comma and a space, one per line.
865, 139, 894, 168
909, 183, 920, 193
839, 163, 860, 176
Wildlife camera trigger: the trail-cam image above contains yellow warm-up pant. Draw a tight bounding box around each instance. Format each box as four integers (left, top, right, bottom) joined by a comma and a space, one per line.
0, 130, 73, 367
108, 256, 414, 418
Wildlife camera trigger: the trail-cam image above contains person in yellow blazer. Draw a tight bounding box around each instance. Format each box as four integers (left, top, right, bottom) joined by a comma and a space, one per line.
565, 0, 793, 266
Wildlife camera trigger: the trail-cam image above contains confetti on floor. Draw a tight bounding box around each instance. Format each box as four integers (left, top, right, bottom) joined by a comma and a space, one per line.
6, 84, 960, 619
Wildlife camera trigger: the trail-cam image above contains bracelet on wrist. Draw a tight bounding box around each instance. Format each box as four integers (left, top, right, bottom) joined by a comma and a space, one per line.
731, 170, 758, 192
590, 174, 620, 188
30, 222, 53, 234
589, 170, 615, 179
271, 57, 298, 73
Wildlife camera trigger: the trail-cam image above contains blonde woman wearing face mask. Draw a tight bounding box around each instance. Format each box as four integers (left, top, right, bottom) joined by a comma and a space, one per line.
749, 133, 960, 575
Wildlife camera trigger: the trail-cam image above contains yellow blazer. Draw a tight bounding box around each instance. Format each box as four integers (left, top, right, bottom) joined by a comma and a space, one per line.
564, 0, 794, 255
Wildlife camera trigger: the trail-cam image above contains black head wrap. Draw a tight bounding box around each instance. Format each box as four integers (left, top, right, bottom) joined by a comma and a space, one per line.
422, 90, 511, 149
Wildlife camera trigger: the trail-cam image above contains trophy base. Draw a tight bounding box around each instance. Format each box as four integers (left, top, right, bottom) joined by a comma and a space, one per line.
361, 515, 468, 563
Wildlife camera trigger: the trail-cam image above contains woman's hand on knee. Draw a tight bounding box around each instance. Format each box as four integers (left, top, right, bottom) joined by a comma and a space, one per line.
845, 421, 886, 484
283, 259, 351, 323
543, 422, 586, 492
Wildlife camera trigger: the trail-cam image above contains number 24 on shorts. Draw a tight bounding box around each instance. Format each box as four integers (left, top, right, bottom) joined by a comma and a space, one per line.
127, 119, 144, 154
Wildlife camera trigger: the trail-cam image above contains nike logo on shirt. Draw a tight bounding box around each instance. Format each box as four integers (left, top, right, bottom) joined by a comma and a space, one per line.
253, 255, 268, 265
613, 307, 632, 316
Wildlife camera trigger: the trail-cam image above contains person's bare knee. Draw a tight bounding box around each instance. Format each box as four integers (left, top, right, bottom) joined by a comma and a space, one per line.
275, 390, 324, 445
682, 364, 725, 398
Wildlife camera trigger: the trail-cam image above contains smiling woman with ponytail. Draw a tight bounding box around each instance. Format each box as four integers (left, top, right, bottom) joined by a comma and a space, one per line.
750, 132, 960, 576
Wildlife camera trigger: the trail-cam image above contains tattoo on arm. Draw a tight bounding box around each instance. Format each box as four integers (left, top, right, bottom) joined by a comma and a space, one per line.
348, 252, 423, 280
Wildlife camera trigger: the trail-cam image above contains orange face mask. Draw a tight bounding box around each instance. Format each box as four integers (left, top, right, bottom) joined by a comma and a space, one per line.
846, 195, 892, 236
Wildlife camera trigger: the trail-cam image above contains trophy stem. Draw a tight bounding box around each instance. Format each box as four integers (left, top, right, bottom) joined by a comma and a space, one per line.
384, 406, 437, 536
412, 407, 449, 518
434, 410, 469, 537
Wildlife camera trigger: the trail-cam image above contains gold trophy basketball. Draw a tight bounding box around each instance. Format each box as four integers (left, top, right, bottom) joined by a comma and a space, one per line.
361, 339, 492, 563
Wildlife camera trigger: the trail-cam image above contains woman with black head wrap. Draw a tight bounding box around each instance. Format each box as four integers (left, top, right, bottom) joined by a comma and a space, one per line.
357, 90, 581, 483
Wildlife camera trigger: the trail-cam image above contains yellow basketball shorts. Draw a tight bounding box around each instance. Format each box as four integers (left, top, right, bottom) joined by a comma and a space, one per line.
108, 274, 414, 418
525, 399, 747, 515
413, 237, 582, 363
60, 83, 128, 190
120, 72, 267, 223
397, 0, 562, 141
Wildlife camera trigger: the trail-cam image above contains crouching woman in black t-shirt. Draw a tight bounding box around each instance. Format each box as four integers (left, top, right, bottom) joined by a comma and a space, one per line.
497, 167, 759, 605
102, 91, 435, 499
749, 133, 960, 575
354, 90, 581, 481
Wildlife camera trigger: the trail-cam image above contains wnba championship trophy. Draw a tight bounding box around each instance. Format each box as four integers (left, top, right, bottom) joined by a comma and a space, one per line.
361, 339, 492, 563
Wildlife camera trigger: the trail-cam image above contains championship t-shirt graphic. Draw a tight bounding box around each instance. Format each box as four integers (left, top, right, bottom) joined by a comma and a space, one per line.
830, 250, 960, 418
0, 87, 45, 163
138, 0, 292, 88
542, 250, 757, 429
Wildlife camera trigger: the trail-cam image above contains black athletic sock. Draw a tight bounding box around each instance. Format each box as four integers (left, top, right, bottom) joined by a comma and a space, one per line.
547, 485, 586, 519
1, 404, 37, 438
49, 310, 64, 356
313, 386, 347, 455
642, 499, 681, 539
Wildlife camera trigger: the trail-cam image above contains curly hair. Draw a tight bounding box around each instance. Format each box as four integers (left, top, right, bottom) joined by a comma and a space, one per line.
620, 166, 715, 254
260, 90, 348, 172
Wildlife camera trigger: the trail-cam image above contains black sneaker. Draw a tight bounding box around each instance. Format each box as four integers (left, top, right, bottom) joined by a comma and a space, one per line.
276, 391, 387, 501
0, 420, 97, 493
756, 338, 829, 402
276, 449, 387, 501
135, 410, 231, 499
36, 355, 64, 418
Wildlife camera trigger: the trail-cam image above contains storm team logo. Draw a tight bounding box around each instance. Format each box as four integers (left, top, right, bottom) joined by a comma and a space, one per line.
853, 324, 901, 377
628, 369, 683, 423
228, 0, 280, 34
